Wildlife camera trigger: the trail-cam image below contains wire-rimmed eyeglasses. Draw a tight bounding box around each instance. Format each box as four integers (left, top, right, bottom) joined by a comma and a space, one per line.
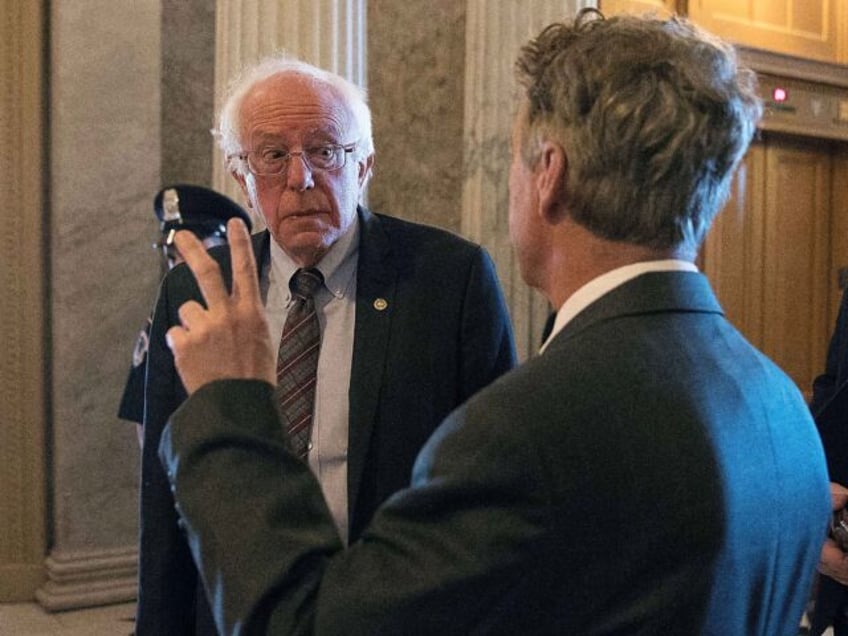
232, 142, 358, 176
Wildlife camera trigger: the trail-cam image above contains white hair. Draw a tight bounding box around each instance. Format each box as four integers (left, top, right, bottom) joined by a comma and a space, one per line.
214, 54, 375, 175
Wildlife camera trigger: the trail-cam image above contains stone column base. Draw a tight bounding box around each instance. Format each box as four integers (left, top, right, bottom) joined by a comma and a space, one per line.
35, 547, 137, 612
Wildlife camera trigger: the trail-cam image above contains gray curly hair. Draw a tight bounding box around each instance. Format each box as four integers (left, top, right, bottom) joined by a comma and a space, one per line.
515, 9, 763, 255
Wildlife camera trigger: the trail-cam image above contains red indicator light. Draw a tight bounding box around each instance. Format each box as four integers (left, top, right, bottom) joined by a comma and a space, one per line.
772, 87, 788, 102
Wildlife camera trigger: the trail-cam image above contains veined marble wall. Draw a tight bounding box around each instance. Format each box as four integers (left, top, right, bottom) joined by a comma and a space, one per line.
367, 0, 467, 232
36, 0, 162, 609
161, 0, 217, 186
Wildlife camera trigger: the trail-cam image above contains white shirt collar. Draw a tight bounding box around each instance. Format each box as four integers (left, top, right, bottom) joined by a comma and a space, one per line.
539, 259, 698, 353
269, 216, 360, 302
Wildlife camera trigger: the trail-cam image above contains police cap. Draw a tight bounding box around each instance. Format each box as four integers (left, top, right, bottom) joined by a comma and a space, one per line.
154, 184, 252, 240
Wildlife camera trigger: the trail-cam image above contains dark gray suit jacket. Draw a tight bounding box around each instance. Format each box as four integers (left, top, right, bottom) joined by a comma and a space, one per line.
809, 287, 848, 635
160, 271, 831, 635
138, 207, 517, 634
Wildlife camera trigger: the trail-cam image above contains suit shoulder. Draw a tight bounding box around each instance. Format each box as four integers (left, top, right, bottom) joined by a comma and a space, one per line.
371, 211, 482, 254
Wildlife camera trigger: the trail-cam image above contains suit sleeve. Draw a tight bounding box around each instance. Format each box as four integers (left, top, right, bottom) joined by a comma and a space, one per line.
809, 287, 848, 488
159, 379, 550, 636
137, 268, 202, 633
806, 290, 848, 636
457, 246, 517, 401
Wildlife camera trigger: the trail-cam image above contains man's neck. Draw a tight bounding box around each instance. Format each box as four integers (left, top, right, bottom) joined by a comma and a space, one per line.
545, 219, 693, 309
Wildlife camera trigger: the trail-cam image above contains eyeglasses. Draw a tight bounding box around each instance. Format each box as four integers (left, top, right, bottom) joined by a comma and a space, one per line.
234, 142, 358, 176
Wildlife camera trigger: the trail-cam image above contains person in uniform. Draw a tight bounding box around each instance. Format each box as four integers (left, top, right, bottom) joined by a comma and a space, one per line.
116, 184, 252, 439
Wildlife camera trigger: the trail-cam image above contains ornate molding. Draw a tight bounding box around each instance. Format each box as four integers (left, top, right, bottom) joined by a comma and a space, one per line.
739, 45, 848, 89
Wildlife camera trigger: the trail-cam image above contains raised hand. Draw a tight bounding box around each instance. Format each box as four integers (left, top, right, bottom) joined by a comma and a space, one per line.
165, 218, 275, 394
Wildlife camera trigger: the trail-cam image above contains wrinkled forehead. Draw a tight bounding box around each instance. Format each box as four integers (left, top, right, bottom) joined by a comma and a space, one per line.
239, 71, 357, 144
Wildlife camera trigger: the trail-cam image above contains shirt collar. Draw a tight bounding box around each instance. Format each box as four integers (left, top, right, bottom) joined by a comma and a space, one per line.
269, 215, 360, 301
539, 259, 698, 354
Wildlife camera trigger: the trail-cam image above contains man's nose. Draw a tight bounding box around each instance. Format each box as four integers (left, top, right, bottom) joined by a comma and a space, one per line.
285, 152, 315, 191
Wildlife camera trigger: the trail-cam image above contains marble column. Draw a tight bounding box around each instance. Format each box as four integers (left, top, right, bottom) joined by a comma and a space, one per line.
0, 0, 49, 602
34, 0, 162, 610
366, 0, 467, 232
161, 0, 217, 186
461, 0, 596, 359
212, 0, 367, 220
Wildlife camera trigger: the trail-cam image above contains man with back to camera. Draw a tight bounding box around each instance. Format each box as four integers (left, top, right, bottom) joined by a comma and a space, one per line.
136, 56, 517, 633
156, 10, 831, 635
117, 184, 251, 441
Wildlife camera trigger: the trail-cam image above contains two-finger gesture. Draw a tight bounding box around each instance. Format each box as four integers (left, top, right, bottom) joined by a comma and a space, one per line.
166, 218, 275, 394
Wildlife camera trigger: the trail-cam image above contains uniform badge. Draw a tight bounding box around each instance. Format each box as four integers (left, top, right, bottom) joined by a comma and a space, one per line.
132, 320, 152, 367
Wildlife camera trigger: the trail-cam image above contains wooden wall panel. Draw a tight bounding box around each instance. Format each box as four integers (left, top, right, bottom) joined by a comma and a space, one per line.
760, 137, 831, 394
688, 0, 840, 64
703, 136, 835, 399
702, 146, 767, 348
700, 136, 836, 396
599, 0, 677, 17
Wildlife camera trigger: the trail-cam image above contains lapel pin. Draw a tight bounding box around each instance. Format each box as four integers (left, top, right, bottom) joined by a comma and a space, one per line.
373, 298, 388, 311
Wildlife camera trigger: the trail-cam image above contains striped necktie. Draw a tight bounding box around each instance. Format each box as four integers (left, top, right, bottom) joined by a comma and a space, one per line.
276, 267, 323, 459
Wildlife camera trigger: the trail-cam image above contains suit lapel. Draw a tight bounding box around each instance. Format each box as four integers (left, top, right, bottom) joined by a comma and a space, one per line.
251, 231, 271, 300
251, 229, 270, 266
347, 207, 398, 526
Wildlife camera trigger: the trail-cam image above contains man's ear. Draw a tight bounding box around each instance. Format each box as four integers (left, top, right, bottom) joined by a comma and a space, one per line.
535, 141, 567, 223
231, 170, 253, 208
358, 154, 375, 188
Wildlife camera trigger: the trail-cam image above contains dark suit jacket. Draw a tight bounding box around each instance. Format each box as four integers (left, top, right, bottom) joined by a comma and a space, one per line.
809, 287, 848, 635
160, 271, 830, 635
138, 207, 517, 635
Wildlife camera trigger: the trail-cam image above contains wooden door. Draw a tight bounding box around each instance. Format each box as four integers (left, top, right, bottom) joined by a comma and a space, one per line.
599, 0, 678, 17
687, 0, 842, 64
702, 135, 835, 398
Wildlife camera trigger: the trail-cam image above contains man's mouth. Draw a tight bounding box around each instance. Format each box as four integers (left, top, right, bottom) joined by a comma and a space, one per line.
288, 209, 323, 219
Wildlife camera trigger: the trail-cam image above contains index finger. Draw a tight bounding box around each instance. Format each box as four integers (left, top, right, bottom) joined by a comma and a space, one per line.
226, 218, 261, 307
833, 482, 848, 511
174, 229, 229, 307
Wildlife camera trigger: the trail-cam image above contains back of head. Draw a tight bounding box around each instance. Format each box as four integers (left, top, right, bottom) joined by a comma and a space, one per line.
515, 9, 763, 256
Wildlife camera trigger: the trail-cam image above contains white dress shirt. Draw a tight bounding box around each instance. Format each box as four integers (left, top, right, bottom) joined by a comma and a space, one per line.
264, 220, 359, 544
